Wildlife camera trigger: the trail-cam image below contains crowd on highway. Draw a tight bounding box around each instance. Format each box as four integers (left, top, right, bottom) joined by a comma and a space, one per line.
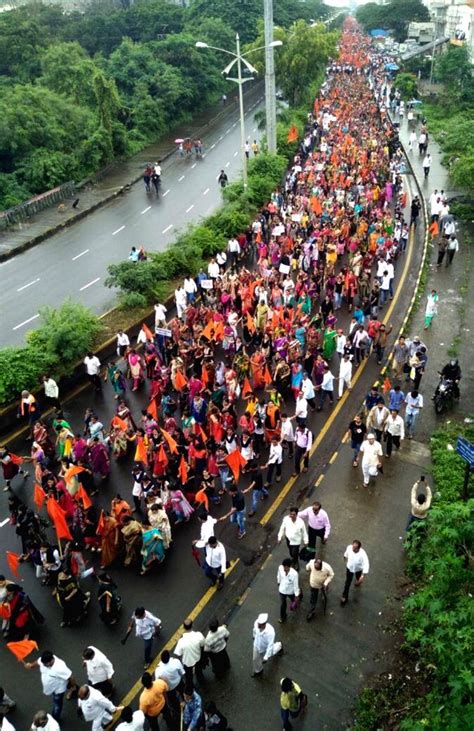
0, 19, 451, 731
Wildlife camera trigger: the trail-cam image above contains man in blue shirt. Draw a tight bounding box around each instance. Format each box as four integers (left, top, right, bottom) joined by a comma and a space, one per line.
388, 385, 405, 411
182, 686, 203, 730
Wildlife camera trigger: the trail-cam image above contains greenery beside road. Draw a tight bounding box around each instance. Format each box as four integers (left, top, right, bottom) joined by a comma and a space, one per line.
355, 0, 429, 42
354, 421, 474, 730
0, 0, 328, 210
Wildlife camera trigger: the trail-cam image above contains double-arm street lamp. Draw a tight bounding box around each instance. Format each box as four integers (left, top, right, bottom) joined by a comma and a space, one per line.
196, 35, 282, 187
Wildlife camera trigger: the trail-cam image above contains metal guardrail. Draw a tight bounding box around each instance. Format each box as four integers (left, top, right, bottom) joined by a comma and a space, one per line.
0, 180, 76, 230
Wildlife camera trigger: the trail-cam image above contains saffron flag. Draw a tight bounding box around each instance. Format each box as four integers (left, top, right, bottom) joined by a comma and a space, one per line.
242, 377, 253, 398
429, 221, 439, 237
263, 366, 273, 386
6, 551, 20, 578
193, 423, 208, 442
10, 454, 24, 465
383, 376, 392, 393
225, 449, 247, 482
33, 483, 46, 510
202, 321, 216, 341
111, 415, 128, 431
246, 312, 256, 334
51, 506, 72, 541
141, 322, 154, 341
75, 484, 92, 510
157, 445, 168, 467
178, 455, 189, 485
134, 438, 148, 465
96, 510, 106, 537
7, 640, 38, 662
310, 196, 322, 216
147, 398, 158, 421
194, 488, 209, 511
160, 428, 178, 454
174, 370, 188, 391
64, 465, 84, 481
287, 125, 298, 143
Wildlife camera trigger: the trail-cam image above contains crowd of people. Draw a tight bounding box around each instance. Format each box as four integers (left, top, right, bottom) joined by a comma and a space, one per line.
0, 19, 449, 731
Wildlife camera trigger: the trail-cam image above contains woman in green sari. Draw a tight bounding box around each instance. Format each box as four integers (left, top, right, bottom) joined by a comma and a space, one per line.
140, 527, 166, 575
105, 362, 126, 399
322, 327, 337, 361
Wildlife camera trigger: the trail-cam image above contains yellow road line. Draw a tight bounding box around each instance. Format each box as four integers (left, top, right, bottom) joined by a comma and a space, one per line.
260, 226, 415, 527
329, 451, 338, 464
314, 474, 324, 488
111, 559, 239, 719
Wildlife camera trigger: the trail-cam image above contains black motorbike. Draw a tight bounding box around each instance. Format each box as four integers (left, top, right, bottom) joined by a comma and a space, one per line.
434, 377, 455, 414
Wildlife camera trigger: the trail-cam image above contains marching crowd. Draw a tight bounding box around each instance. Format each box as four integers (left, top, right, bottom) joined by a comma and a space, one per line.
0, 19, 442, 731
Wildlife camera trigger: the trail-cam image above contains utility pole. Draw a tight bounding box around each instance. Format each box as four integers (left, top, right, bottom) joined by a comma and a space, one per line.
235, 33, 249, 188
264, 0, 277, 153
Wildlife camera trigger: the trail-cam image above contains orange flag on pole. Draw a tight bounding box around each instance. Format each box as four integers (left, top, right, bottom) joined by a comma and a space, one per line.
225, 449, 247, 482
160, 428, 178, 454
157, 445, 168, 468
178, 455, 189, 485
194, 488, 209, 512
287, 125, 298, 143
51, 508, 72, 541
96, 510, 106, 537
142, 322, 154, 341
134, 437, 148, 465
7, 640, 38, 662
263, 366, 273, 386
202, 321, 216, 341
310, 196, 322, 216
383, 376, 392, 393
6, 551, 20, 578
33, 483, 46, 510
174, 370, 188, 391
64, 465, 84, 481
75, 484, 92, 510
246, 312, 256, 334
147, 398, 158, 421
10, 453, 24, 465
111, 415, 129, 431
242, 377, 253, 398
193, 424, 208, 442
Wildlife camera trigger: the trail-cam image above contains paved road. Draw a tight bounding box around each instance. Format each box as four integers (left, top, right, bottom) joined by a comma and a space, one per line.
0, 97, 264, 348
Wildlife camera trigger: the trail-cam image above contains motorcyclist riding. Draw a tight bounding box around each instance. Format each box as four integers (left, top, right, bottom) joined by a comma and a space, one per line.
436, 359, 461, 398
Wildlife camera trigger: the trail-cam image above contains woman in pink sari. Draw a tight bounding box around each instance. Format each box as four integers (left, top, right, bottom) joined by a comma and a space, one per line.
127, 349, 144, 391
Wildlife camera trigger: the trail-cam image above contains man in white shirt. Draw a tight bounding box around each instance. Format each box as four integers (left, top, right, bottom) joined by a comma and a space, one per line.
300, 372, 316, 411
116, 706, 145, 731
116, 330, 130, 357
174, 619, 205, 685
82, 646, 114, 698
338, 354, 353, 399
24, 652, 77, 722
77, 685, 122, 731
183, 276, 197, 303
83, 352, 101, 391
252, 613, 282, 677
404, 390, 423, 439
207, 258, 220, 279
174, 285, 187, 320
305, 558, 334, 620
277, 508, 308, 568
42, 375, 60, 409
0, 714, 15, 730
216, 251, 227, 271
263, 436, 283, 486
30, 710, 60, 731
360, 433, 383, 486
277, 558, 300, 623
318, 367, 335, 410
341, 540, 370, 605
293, 425, 312, 476
379, 269, 391, 306
335, 329, 346, 360
193, 512, 217, 549
294, 391, 308, 425
155, 650, 184, 716
227, 237, 241, 268
204, 536, 227, 589
384, 409, 405, 457
154, 302, 167, 329
124, 607, 162, 669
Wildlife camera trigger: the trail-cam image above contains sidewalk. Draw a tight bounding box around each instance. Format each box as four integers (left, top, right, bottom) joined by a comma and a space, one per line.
396, 115, 474, 437
210, 439, 432, 730
0, 85, 262, 261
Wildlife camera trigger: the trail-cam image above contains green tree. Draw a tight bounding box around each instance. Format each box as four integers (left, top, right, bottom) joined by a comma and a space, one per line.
436, 45, 473, 103
356, 0, 429, 41
394, 71, 418, 99
40, 42, 98, 107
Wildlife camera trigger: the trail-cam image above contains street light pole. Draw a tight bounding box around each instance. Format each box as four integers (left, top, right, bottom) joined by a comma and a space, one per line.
264, 0, 277, 153
235, 33, 249, 187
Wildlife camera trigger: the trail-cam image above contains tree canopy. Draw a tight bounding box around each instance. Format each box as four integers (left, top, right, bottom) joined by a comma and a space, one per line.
356, 0, 429, 42
0, 0, 329, 211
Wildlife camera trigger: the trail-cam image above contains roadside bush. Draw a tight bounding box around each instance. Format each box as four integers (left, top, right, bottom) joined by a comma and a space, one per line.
27, 300, 103, 367
119, 291, 148, 310
0, 345, 50, 405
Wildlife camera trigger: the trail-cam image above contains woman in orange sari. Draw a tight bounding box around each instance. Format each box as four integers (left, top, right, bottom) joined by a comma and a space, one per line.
250, 350, 266, 390
99, 514, 122, 569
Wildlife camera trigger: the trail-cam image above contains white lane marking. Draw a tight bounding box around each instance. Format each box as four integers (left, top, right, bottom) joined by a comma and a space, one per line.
13, 314, 39, 331
253, 127, 257, 132
225, 128, 231, 134
225, 161, 231, 167
191, 163, 197, 169
232, 122, 237, 128
0, 258, 14, 267
186, 204, 194, 213
233, 151, 238, 157
163, 189, 170, 197
72, 249, 89, 261
79, 277, 101, 291
178, 175, 185, 182
162, 224, 173, 234
17, 277, 40, 292
203, 188, 210, 195
112, 225, 125, 236
210, 144, 216, 150
0, 518, 10, 528
218, 136, 223, 141
141, 206, 151, 214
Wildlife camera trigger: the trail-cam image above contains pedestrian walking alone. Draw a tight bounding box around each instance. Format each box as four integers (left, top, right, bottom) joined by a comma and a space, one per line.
424, 289, 439, 330
251, 613, 283, 677
407, 477, 432, 530
122, 607, 162, 669
359, 433, 383, 487
305, 558, 334, 621
422, 153, 432, 178
277, 558, 301, 623
340, 540, 369, 606
279, 677, 308, 731
277, 508, 308, 568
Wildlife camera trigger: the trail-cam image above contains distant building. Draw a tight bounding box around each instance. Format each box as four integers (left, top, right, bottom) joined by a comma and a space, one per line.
407, 21, 436, 42
423, 0, 474, 61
